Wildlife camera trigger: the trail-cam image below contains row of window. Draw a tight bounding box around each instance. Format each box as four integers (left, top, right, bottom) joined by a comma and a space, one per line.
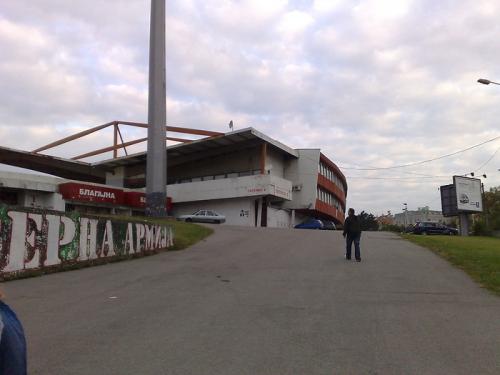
170, 169, 262, 184
318, 162, 345, 194
317, 187, 343, 213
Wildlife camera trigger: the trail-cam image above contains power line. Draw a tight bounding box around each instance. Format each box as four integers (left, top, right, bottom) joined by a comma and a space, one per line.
473, 144, 500, 173
339, 135, 500, 171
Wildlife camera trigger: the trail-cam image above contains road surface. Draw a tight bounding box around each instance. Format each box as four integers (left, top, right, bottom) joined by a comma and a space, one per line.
3, 226, 500, 374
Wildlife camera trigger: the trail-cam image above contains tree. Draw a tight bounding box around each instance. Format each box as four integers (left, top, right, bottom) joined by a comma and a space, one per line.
358, 210, 379, 231
472, 186, 500, 235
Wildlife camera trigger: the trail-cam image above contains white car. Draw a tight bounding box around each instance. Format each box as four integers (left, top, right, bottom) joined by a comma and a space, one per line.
177, 210, 226, 224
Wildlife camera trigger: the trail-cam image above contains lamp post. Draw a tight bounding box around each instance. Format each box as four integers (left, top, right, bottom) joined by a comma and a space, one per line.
477, 78, 500, 86
403, 203, 408, 228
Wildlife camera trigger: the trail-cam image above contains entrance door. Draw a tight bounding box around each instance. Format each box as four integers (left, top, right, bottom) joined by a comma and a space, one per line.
254, 199, 259, 227
261, 197, 267, 227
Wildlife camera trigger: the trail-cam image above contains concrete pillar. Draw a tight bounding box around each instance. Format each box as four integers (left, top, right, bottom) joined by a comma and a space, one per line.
459, 213, 469, 236
146, 0, 167, 217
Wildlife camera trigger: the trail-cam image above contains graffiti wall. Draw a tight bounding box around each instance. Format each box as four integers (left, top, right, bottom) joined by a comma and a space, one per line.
0, 205, 174, 278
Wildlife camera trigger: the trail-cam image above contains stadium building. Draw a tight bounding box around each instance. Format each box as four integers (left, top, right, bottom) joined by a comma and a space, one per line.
0, 123, 347, 228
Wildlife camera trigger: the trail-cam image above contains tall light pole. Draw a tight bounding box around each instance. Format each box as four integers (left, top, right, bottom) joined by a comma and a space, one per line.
403, 203, 408, 228
146, 0, 167, 217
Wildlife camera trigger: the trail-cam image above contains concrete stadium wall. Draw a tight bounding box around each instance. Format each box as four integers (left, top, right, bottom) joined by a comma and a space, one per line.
0, 205, 174, 279
172, 197, 258, 227
267, 206, 291, 228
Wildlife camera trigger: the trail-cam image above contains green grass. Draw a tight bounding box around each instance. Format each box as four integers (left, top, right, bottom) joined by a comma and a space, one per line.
146, 218, 214, 251
402, 234, 500, 295
100, 215, 214, 251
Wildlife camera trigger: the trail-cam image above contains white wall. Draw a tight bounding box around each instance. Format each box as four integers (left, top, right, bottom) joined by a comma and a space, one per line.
267, 206, 291, 228
167, 174, 292, 203
0, 171, 62, 192
283, 149, 320, 210
18, 191, 65, 211
266, 148, 286, 178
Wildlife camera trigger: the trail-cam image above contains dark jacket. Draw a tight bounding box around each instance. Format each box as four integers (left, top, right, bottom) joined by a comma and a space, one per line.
0, 301, 27, 375
343, 215, 361, 237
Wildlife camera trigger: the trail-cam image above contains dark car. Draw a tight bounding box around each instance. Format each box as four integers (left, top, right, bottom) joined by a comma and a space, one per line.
321, 220, 337, 230
294, 219, 324, 230
412, 222, 457, 235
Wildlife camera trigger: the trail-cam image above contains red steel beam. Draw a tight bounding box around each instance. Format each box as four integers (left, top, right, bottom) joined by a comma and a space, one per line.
71, 136, 192, 160
32, 121, 116, 153
116, 121, 223, 137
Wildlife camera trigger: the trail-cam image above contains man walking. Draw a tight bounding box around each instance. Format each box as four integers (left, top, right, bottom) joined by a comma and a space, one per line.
0, 290, 27, 375
343, 208, 362, 262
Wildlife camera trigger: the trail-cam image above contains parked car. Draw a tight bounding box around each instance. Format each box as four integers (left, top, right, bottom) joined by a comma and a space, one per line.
321, 220, 337, 230
412, 222, 457, 235
294, 219, 324, 229
177, 210, 226, 224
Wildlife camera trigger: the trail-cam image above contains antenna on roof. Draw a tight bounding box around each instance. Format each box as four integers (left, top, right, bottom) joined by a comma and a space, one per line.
229, 120, 234, 131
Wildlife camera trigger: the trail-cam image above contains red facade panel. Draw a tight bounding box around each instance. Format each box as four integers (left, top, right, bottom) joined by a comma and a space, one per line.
59, 183, 173, 210
319, 153, 347, 193
315, 199, 345, 224
317, 174, 346, 209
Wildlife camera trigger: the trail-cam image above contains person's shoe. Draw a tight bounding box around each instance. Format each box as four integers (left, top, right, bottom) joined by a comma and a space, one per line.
356, 259, 361, 262
345, 254, 351, 260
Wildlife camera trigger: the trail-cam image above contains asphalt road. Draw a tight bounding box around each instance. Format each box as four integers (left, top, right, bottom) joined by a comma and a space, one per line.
3, 226, 500, 375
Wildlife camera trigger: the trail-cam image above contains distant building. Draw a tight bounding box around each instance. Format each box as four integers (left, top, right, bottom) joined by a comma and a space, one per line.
394, 206, 452, 226
376, 213, 394, 226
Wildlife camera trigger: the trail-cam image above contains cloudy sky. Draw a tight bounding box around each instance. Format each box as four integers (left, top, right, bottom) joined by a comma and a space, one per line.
1, 0, 500, 215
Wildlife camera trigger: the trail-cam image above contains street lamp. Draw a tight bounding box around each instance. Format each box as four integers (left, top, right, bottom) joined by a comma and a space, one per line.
477, 78, 500, 85
403, 203, 408, 227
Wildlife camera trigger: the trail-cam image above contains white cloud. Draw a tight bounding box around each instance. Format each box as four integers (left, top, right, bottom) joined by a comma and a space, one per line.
0, 0, 499, 215
277, 10, 314, 37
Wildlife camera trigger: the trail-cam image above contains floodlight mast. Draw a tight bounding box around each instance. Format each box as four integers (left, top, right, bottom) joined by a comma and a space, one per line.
146, 0, 167, 217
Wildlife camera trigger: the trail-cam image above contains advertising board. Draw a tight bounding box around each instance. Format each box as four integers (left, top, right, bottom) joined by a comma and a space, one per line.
453, 176, 483, 213
440, 184, 458, 217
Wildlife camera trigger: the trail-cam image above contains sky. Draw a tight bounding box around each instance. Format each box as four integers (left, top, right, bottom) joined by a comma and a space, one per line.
1, 0, 500, 216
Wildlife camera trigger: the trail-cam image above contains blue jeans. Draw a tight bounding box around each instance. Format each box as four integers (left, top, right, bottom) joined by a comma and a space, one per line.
346, 234, 361, 260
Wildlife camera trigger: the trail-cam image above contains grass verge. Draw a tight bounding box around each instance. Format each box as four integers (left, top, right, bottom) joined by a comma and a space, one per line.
402, 234, 500, 296
140, 218, 214, 251
100, 215, 214, 251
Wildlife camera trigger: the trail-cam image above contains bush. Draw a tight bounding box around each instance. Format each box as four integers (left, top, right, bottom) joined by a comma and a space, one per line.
473, 219, 492, 236
381, 224, 405, 232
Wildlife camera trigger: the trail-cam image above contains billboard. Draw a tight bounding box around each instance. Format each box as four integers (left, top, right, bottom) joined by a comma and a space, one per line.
440, 184, 458, 217
453, 176, 483, 213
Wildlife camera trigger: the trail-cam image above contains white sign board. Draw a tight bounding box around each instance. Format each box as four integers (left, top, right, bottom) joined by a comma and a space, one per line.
453, 176, 483, 213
